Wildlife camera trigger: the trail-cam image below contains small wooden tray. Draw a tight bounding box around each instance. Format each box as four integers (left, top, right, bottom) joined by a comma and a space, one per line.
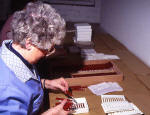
49, 60, 123, 86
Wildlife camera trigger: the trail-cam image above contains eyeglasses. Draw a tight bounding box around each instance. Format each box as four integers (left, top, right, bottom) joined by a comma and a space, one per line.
41, 46, 56, 57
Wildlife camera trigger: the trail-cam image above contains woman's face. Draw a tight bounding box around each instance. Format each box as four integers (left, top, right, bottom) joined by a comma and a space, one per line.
29, 44, 56, 64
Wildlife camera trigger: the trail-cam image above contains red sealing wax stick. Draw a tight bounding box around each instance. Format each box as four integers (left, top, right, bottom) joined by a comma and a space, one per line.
65, 90, 73, 97
70, 86, 87, 90
63, 102, 73, 111
56, 98, 72, 101
55, 101, 73, 111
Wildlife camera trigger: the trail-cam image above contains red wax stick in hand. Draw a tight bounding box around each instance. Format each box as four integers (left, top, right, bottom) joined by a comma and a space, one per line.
55, 98, 73, 111
70, 86, 87, 91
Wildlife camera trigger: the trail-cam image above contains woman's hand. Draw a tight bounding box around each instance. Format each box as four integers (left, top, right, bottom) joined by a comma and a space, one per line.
41, 99, 70, 115
43, 78, 69, 92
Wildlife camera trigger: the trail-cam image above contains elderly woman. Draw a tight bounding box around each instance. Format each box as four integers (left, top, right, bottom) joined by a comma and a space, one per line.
0, 2, 70, 115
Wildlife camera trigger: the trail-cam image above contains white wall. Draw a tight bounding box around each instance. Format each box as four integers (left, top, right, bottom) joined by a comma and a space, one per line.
101, 0, 150, 67
51, 0, 101, 23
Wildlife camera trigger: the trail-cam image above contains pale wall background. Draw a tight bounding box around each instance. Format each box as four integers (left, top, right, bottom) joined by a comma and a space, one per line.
101, 0, 150, 67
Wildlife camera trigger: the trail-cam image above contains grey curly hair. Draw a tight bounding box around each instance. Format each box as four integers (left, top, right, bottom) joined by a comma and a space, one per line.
9, 1, 66, 50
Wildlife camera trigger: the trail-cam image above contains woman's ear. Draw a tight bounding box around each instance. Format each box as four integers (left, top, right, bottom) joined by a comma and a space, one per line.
25, 38, 32, 50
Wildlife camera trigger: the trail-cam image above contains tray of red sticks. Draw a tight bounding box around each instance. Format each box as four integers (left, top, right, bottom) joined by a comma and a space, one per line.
48, 60, 123, 86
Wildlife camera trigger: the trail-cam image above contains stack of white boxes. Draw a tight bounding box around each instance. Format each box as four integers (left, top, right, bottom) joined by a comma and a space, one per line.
74, 23, 92, 43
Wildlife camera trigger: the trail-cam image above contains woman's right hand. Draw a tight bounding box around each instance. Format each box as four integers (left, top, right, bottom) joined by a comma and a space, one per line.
41, 99, 71, 115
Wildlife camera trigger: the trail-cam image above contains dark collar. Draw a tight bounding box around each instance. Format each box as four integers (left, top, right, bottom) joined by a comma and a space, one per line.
6, 42, 34, 72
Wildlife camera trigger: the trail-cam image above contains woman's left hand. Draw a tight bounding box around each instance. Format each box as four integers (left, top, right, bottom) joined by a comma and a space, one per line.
43, 78, 69, 92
